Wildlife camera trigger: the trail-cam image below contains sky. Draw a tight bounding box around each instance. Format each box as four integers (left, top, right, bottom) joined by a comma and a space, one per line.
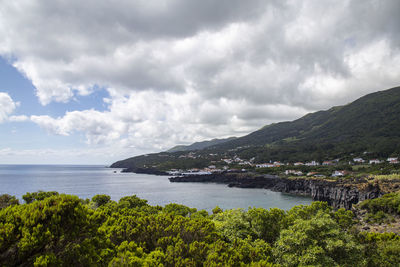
0, 0, 400, 165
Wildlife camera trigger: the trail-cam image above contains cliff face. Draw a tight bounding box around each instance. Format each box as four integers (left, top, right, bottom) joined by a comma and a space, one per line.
271, 178, 382, 210
169, 173, 386, 209
121, 167, 168, 176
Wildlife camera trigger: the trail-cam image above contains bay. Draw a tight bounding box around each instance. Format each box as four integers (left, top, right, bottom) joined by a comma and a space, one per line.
0, 164, 312, 211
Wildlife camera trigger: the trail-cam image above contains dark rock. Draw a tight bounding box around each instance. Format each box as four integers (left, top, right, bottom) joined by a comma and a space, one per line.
121, 167, 168, 176
169, 173, 383, 209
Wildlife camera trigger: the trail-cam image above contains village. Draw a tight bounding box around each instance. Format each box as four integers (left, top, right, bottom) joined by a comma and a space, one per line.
167, 152, 399, 178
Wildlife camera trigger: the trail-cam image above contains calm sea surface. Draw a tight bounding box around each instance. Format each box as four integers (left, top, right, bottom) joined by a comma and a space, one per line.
0, 165, 312, 211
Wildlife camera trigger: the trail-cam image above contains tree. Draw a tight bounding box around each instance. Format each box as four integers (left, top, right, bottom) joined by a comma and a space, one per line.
163, 203, 197, 217
273, 211, 363, 266
22, 191, 59, 204
108, 241, 165, 266
212, 206, 223, 215
357, 232, 400, 266
92, 194, 111, 207
117, 195, 148, 209
213, 209, 253, 242
0, 194, 105, 266
247, 207, 286, 243
0, 194, 19, 209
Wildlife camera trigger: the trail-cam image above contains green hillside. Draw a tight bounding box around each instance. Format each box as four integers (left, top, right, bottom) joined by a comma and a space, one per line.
207, 86, 400, 161
111, 86, 400, 169
167, 137, 237, 152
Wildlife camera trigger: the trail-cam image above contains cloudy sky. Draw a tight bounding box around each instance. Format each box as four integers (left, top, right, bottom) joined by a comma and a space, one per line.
0, 0, 399, 164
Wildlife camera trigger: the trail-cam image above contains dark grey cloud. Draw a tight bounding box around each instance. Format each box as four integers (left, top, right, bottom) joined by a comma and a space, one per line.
183, 0, 400, 110
1, 0, 400, 155
2, 0, 399, 106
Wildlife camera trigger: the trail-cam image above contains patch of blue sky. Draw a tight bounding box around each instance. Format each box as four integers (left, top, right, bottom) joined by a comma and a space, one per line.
0, 57, 110, 118
0, 56, 107, 151
0, 122, 85, 150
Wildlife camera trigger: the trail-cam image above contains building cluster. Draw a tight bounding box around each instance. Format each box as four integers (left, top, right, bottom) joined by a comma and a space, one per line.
283, 169, 352, 178
167, 165, 241, 176
175, 150, 399, 167
255, 156, 399, 169
168, 152, 399, 177
352, 157, 399, 164
260, 156, 398, 178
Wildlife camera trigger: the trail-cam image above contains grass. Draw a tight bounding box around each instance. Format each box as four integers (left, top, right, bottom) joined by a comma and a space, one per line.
370, 174, 400, 181
352, 165, 370, 171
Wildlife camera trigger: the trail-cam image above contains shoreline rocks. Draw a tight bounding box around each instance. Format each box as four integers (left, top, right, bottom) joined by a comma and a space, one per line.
120, 167, 169, 176
169, 173, 385, 209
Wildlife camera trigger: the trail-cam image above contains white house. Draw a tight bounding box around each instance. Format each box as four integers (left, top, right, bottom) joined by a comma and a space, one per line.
353, 157, 365, 163
167, 170, 182, 175
305, 161, 319, 166
285, 170, 303, 176
332, 170, 346, 177
294, 162, 304, 166
222, 159, 233, 164
256, 163, 274, 168
234, 157, 242, 162
369, 159, 381, 164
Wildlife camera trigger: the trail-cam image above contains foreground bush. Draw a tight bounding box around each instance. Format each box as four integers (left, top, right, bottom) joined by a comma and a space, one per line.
359, 192, 400, 215
0, 192, 399, 266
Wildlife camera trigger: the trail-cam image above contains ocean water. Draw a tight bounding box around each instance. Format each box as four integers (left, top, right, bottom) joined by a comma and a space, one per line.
0, 165, 312, 211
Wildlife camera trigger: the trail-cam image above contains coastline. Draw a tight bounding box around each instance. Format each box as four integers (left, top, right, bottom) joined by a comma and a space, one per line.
119, 167, 169, 176
169, 172, 398, 210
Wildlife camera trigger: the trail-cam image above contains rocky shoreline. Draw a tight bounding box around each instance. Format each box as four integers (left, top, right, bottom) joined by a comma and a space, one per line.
169, 173, 392, 209
120, 167, 169, 176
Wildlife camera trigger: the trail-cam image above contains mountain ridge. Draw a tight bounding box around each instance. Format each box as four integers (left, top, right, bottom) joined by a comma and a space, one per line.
167, 137, 237, 152
111, 86, 400, 170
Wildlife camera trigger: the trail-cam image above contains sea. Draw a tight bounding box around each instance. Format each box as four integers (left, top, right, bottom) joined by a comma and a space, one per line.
0, 164, 312, 212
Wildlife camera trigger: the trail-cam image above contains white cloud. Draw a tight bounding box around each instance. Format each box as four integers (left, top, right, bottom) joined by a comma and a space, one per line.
31, 109, 126, 145
9, 115, 29, 122
1, 0, 400, 158
297, 39, 400, 108
30, 89, 311, 153
0, 92, 18, 122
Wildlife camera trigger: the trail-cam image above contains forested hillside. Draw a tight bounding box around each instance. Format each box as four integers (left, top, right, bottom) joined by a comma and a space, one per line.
210, 86, 400, 161
167, 137, 237, 152
1, 192, 400, 266
112, 86, 400, 169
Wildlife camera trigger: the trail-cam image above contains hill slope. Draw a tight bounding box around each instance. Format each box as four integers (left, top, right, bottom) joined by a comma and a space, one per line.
167, 137, 237, 152
111, 86, 400, 169
209, 86, 400, 160
222, 87, 400, 147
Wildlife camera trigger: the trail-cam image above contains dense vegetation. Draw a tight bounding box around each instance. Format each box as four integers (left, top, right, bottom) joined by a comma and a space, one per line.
1, 191, 400, 266
112, 86, 400, 170
212, 86, 400, 161
167, 137, 237, 153
358, 192, 400, 224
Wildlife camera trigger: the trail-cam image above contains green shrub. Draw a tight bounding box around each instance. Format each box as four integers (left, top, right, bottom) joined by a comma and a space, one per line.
22, 191, 59, 204
359, 192, 400, 215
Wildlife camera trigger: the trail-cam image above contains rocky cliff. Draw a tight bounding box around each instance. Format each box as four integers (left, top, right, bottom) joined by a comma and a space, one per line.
271, 178, 382, 209
121, 167, 168, 175
169, 173, 393, 209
